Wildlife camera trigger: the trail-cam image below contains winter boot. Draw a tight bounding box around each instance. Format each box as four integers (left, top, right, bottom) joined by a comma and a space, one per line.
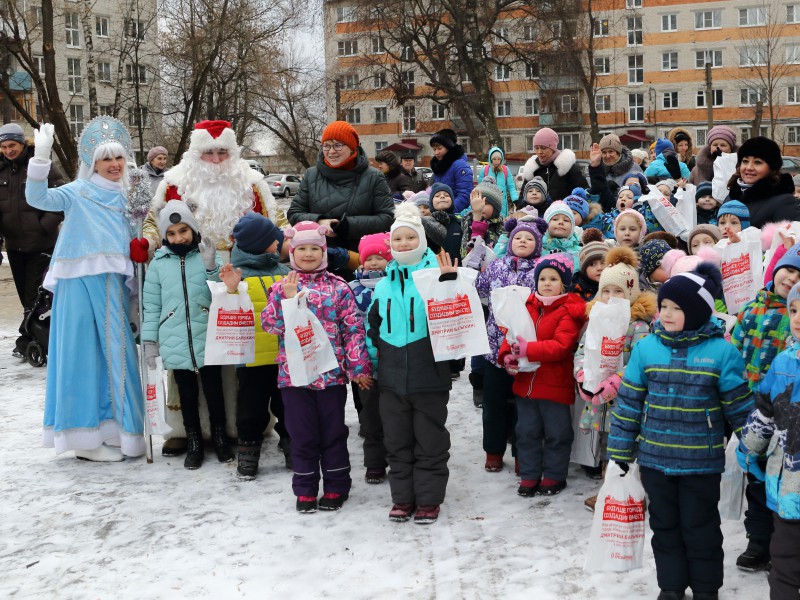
517, 479, 539, 497
736, 538, 771, 572
484, 454, 503, 472
582, 465, 604, 479
184, 428, 204, 470
365, 468, 386, 484
691, 593, 718, 600
162, 437, 188, 457
296, 496, 318, 513
75, 444, 124, 462
211, 424, 234, 463
278, 437, 292, 470
318, 492, 348, 511
389, 503, 416, 522
237, 440, 261, 480
414, 505, 440, 524
468, 372, 483, 408
537, 479, 567, 496
656, 592, 685, 600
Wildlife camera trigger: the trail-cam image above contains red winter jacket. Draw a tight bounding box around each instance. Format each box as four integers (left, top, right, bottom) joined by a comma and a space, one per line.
498, 292, 586, 404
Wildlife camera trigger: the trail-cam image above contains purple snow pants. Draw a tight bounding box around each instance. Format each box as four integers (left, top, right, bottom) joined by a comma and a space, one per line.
281, 385, 351, 497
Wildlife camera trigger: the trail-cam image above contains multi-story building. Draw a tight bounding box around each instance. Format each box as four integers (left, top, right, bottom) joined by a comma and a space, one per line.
1, 2, 161, 166
324, 0, 800, 163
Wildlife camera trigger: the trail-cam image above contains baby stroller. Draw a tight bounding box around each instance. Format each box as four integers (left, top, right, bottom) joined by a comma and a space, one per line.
21, 285, 52, 367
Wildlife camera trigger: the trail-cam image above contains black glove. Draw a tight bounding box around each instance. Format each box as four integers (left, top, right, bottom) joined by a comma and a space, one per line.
431, 210, 450, 227
326, 246, 350, 272
615, 461, 630, 474
664, 151, 682, 179
331, 213, 349, 241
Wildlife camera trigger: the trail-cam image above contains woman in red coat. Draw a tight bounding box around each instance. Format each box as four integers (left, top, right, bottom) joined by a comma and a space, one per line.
498, 253, 586, 498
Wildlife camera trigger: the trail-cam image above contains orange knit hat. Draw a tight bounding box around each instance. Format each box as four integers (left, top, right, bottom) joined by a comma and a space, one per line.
322, 121, 360, 152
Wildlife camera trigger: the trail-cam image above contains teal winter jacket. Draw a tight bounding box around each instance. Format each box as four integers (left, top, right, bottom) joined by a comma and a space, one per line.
478, 146, 518, 217
142, 246, 221, 370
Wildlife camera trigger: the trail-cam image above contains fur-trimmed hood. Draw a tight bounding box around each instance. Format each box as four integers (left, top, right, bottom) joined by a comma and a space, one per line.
521, 149, 577, 181
668, 127, 694, 161
585, 290, 657, 322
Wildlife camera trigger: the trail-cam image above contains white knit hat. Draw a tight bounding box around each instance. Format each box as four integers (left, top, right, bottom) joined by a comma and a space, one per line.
391, 202, 428, 265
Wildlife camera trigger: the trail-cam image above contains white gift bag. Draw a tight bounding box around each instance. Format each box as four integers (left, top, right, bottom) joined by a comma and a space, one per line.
582, 297, 631, 393
712, 152, 738, 202
720, 237, 762, 315
762, 221, 800, 281
490, 285, 538, 371
145, 357, 172, 436
281, 293, 339, 387
584, 462, 647, 572
674, 183, 697, 229
412, 267, 491, 361
719, 437, 747, 521
644, 190, 690, 241
204, 281, 256, 365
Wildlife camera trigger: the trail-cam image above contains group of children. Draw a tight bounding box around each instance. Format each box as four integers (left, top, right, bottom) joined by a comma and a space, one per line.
138, 133, 800, 599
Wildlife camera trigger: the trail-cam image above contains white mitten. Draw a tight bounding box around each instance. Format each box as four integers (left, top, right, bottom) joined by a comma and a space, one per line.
33, 124, 55, 161
198, 242, 216, 271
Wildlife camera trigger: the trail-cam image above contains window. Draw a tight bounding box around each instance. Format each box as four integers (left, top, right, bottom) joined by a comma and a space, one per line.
595, 94, 611, 112
501, 137, 512, 152
696, 89, 724, 107
460, 137, 471, 154
525, 98, 540, 115
339, 74, 359, 90
560, 133, 579, 150
628, 55, 643, 84
95, 16, 109, 37
497, 100, 511, 117
128, 106, 149, 128
401, 45, 414, 61
739, 7, 766, 27
523, 25, 536, 40
561, 94, 578, 112
402, 69, 415, 94
373, 72, 386, 89
336, 6, 356, 22
374, 106, 388, 123
337, 40, 358, 56
695, 10, 722, 29
788, 45, 800, 64
97, 62, 112, 83
68, 104, 84, 137
65, 13, 80, 48
740, 47, 767, 66
125, 19, 145, 41
740, 87, 766, 105
788, 126, 800, 144
525, 62, 539, 79
695, 50, 723, 68
662, 52, 678, 70
526, 135, 536, 153
661, 14, 677, 31
494, 26, 509, 43
627, 16, 642, 46
374, 141, 388, 153
626, 0, 642, 8
789, 5, 800, 23
33, 55, 44, 76
695, 128, 707, 146
594, 18, 609, 37
67, 58, 81, 94
402, 105, 416, 132
495, 64, 510, 81
628, 93, 644, 122
345, 108, 361, 124
594, 56, 610, 74
371, 37, 385, 54
126, 64, 147, 84
98, 105, 113, 116
662, 91, 679, 109
789, 85, 800, 104
741, 126, 769, 142
431, 103, 446, 119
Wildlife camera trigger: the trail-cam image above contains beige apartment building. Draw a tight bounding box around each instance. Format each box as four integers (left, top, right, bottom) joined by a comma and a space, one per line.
2, 1, 161, 165
324, 0, 800, 164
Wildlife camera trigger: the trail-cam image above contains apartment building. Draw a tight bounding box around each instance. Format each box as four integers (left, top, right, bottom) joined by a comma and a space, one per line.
324, 0, 800, 163
1, 1, 161, 165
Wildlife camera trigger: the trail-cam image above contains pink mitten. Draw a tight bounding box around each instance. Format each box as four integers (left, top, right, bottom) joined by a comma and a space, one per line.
595, 373, 622, 403
515, 335, 529, 358
577, 385, 594, 404
471, 219, 489, 238
503, 354, 520, 375
576, 369, 585, 383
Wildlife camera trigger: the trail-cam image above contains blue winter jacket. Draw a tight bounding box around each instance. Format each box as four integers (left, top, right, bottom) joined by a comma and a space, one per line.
478, 146, 518, 217
431, 145, 474, 213
742, 345, 800, 520
142, 246, 221, 370
607, 319, 754, 475
644, 153, 691, 180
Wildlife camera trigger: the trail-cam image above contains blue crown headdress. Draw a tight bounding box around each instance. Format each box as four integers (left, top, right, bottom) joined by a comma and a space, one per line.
78, 116, 132, 166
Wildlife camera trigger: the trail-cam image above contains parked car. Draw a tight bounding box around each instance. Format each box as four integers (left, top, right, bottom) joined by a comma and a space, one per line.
416, 166, 433, 181
266, 174, 302, 197
781, 156, 800, 175
246, 160, 267, 176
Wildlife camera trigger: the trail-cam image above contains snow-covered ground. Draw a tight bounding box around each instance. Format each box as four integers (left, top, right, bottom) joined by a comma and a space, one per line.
0, 256, 769, 599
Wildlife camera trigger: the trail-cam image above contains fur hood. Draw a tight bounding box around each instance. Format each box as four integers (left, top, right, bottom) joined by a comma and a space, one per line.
606, 146, 636, 178
585, 290, 657, 322
668, 127, 694, 160
521, 149, 577, 181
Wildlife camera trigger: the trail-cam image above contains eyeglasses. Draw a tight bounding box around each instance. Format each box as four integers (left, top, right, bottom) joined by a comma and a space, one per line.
321, 143, 345, 152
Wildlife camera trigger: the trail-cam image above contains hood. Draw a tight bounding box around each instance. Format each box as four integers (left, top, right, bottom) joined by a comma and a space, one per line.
528, 290, 586, 320
522, 149, 577, 181
584, 291, 657, 321
430, 144, 467, 176
142, 162, 165, 177
487, 146, 505, 165
754, 288, 788, 309
385, 247, 439, 277
315, 146, 370, 182
668, 126, 694, 158
652, 317, 724, 347
730, 172, 796, 204
607, 147, 636, 177
231, 243, 283, 272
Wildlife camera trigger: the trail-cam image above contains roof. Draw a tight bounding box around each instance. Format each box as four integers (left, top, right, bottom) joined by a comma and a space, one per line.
384, 141, 422, 152
619, 130, 651, 144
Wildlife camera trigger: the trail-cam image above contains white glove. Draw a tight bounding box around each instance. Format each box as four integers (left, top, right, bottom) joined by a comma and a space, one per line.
198, 242, 216, 271
33, 124, 55, 161
143, 341, 159, 370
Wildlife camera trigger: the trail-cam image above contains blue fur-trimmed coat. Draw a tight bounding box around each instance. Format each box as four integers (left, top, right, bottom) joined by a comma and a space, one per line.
607, 319, 754, 475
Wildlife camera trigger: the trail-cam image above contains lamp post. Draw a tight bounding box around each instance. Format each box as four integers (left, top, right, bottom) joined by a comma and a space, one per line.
648, 87, 658, 140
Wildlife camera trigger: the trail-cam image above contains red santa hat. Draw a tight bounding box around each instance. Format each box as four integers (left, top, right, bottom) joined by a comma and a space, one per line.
189, 120, 239, 155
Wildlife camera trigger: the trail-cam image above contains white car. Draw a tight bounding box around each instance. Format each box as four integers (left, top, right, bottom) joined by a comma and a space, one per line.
266, 174, 302, 197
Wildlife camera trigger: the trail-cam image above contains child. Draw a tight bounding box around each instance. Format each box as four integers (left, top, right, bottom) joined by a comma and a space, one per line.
429, 182, 463, 264
475, 216, 549, 473
687, 224, 721, 255
564, 194, 589, 228
638, 238, 672, 293
717, 201, 750, 240
608, 263, 753, 600
225, 213, 291, 479
541, 200, 582, 270
366, 203, 454, 524
740, 281, 800, 599
574, 247, 657, 505
570, 228, 609, 301
142, 201, 230, 470
731, 243, 800, 569
349, 232, 392, 484
613, 208, 646, 250
479, 145, 518, 217
656, 178, 677, 200
498, 253, 586, 496
460, 178, 504, 259
518, 176, 549, 213
262, 221, 373, 513
695, 181, 720, 225
410, 191, 432, 216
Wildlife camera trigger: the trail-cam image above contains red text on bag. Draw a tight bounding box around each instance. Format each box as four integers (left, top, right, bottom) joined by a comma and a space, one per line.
721, 253, 750, 278
601, 336, 625, 358
294, 321, 315, 347
602, 496, 646, 523
217, 308, 255, 327
428, 294, 472, 320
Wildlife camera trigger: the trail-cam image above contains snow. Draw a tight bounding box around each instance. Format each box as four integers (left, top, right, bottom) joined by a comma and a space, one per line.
0, 258, 769, 599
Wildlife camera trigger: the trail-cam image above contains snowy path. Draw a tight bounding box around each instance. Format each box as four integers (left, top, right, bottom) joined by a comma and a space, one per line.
0, 260, 768, 599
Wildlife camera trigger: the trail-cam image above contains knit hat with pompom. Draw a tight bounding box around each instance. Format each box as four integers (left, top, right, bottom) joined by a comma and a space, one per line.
579, 228, 610, 273
658, 262, 723, 331
598, 246, 641, 302
504, 217, 548, 259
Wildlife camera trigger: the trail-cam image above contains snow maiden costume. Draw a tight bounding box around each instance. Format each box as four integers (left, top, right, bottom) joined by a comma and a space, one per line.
26, 118, 145, 460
